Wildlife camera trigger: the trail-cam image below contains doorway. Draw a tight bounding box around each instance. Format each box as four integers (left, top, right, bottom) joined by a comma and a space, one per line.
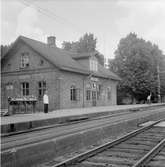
92, 91, 97, 106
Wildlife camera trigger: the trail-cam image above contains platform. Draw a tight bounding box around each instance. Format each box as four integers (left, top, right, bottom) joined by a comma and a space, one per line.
1, 103, 165, 167
1, 103, 165, 134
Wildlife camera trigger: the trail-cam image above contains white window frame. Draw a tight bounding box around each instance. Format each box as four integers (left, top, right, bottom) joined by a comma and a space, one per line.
38, 81, 46, 99
86, 89, 91, 100
21, 52, 29, 68
90, 59, 98, 71
21, 82, 29, 96
70, 85, 80, 101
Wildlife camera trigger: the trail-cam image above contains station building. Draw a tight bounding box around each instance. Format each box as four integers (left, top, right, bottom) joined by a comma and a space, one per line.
1, 36, 120, 112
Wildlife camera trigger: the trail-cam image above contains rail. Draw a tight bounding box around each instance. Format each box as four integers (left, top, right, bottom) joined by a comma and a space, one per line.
50, 119, 165, 167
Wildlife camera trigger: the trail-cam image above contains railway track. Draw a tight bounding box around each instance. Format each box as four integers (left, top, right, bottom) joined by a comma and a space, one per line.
145, 144, 165, 167
42, 119, 165, 167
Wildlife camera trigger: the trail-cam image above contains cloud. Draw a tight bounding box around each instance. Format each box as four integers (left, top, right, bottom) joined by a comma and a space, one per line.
114, 0, 165, 53
16, 5, 46, 42
1, 20, 14, 45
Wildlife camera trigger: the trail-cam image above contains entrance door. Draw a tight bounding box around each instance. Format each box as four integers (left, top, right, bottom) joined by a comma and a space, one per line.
92, 91, 97, 106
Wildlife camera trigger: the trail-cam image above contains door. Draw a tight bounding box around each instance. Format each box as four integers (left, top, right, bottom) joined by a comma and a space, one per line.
92, 91, 97, 106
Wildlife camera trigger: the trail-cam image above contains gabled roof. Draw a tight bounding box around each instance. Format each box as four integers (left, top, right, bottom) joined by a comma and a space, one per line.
2, 35, 120, 81
19, 36, 89, 74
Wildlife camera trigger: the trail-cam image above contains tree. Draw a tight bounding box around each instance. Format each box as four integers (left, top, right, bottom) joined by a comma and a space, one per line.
77, 33, 96, 53
110, 33, 164, 103
1, 43, 13, 59
62, 41, 72, 51
160, 57, 165, 97
62, 33, 104, 66
62, 33, 96, 53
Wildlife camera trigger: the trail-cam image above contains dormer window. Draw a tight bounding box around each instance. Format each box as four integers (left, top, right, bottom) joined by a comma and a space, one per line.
90, 59, 98, 71
20, 52, 29, 68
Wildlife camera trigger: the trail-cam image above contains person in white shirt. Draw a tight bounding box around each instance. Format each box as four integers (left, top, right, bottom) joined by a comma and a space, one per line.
43, 90, 49, 113
147, 93, 151, 104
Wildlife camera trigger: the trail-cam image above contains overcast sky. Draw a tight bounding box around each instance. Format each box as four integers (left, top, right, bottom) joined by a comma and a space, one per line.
1, 0, 165, 59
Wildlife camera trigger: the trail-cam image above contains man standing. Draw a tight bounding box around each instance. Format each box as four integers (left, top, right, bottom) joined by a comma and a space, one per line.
43, 90, 49, 113
147, 93, 151, 104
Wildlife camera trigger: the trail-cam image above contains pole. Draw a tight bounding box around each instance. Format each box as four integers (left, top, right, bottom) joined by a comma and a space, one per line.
157, 64, 161, 103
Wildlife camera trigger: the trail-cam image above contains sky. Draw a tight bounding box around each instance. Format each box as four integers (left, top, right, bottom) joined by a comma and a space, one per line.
1, 0, 165, 60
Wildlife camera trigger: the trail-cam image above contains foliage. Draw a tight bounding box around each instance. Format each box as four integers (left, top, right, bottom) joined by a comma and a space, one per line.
160, 57, 165, 96
109, 33, 164, 103
1, 44, 13, 59
62, 33, 96, 53
62, 33, 104, 65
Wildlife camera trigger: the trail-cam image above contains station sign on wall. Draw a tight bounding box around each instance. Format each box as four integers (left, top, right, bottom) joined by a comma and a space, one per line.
86, 83, 91, 89
90, 77, 99, 82
6, 83, 13, 90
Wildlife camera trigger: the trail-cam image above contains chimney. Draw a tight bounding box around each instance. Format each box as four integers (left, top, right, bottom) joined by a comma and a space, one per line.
47, 36, 56, 47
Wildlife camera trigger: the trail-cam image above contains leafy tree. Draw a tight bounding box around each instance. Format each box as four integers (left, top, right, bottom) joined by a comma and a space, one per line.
1, 43, 13, 59
62, 33, 96, 53
95, 52, 105, 66
62, 33, 104, 66
110, 33, 164, 103
77, 33, 96, 53
160, 57, 165, 97
62, 41, 72, 51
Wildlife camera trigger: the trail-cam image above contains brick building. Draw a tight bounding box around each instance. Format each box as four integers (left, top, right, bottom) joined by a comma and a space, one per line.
1, 36, 120, 112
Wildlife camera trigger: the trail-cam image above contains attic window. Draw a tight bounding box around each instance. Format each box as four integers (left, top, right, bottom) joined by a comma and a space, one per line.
20, 52, 29, 68
90, 59, 98, 72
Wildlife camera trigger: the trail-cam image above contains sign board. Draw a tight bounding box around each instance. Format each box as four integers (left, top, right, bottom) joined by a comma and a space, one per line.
92, 82, 97, 89
86, 83, 91, 89
6, 85, 13, 90
91, 77, 99, 82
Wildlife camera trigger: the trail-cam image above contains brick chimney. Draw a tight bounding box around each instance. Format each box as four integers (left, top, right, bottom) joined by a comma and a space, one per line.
47, 36, 56, 47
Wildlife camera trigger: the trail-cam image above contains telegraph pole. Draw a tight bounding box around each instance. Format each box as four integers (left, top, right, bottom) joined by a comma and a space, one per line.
157, 64, 161, 103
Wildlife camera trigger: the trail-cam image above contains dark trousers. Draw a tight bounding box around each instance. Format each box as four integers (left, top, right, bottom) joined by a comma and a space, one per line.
44, 104, 48, 113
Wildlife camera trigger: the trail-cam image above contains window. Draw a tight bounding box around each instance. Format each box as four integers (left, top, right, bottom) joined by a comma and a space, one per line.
21, 82, 29, 96
38, 81, 46, 98
90, 59, 98, 71
70, 85, 80, 101
70, 85, 76, 101
40, 59, 44, 66
86, 90, 91, 100
20, 52, 29, 68
107, 87, 111, 100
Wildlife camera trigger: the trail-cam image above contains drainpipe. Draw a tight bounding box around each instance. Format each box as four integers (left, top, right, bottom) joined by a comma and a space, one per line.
58, 77, 63, 109
83, 76, 85, 108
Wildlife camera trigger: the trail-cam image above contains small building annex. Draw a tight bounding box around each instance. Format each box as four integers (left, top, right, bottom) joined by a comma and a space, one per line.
1, 36, 120, 112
